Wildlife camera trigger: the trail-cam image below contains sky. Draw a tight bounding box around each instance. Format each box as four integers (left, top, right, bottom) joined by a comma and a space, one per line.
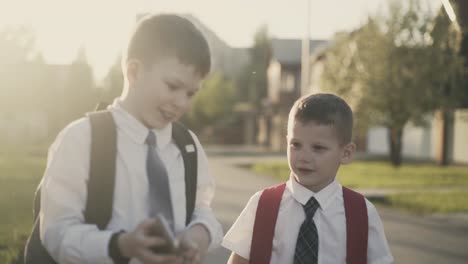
0, 0, 442, 80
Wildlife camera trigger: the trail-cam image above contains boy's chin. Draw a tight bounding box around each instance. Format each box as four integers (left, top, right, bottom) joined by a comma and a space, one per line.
292, 174, 335, 192
144, 118, 170, 129
292, 175, 314, 188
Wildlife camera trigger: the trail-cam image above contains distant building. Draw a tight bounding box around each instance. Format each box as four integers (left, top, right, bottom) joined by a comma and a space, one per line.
258, 38, 327, 150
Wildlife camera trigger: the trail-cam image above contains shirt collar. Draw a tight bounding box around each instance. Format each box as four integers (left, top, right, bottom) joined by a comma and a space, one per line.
287, 176, 340, 211
110, 99, 172, 149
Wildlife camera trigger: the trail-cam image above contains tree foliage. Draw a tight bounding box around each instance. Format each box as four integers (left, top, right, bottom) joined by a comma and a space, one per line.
100, 56, 124, 103
0, 27, 101, 141
187, 72, 237, 131
237, 26, 272, 104
321, 0, 465, 166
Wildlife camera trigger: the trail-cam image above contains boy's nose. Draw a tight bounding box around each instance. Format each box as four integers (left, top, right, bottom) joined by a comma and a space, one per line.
298, 150, 314, 163
173, 93, 190, 109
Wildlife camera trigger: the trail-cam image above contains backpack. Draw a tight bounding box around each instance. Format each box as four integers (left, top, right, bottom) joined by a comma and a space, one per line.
23, 109, 198, 264
250, 183, 368, 264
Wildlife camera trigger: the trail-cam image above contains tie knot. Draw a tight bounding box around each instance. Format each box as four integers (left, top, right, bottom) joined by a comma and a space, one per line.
303, 197, 320, 219
146, 131, 157, 146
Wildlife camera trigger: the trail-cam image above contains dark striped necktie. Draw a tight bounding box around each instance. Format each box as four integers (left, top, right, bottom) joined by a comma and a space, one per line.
294, 196, 320, 264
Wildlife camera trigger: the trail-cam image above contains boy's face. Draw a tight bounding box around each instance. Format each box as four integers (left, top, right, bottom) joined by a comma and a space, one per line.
287, 120, 355, 193
128, 57, 202, 129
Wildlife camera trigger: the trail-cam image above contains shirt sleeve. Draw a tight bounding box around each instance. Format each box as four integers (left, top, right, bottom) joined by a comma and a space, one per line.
40, 118, 114, 264
221, 191, 262, 260
186, 131, 224, 251
366, 200, 394, 264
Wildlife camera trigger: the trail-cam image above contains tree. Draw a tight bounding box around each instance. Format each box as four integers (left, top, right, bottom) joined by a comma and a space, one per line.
451, 0, 468, 107
321, 0, 465, 166
187, 72, 237, 132
62, 46, 97, 124
100, 56, 124, 103
0, 25, 37, 113
247, 26, 272, 104
235, 26, 272, 144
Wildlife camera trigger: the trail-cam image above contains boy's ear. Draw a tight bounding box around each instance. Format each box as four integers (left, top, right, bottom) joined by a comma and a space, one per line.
126, 59, 142, 87
340, 142, 356, 164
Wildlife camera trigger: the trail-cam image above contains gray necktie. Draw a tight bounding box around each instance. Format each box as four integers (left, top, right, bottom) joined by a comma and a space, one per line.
146, 131, 174, 229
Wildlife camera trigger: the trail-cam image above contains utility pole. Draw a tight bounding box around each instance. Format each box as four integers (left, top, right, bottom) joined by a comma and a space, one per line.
301, 0, 311, 96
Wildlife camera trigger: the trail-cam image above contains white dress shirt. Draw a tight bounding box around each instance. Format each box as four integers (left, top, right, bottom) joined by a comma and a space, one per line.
40, 100, 223, 264
222, 178, 393, 264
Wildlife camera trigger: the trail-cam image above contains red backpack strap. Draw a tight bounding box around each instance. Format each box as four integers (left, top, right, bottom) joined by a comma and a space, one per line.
250, 183, 286, 264
343, 187, 368, 264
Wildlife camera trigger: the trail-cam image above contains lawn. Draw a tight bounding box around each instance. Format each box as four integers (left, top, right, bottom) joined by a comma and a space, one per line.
251, 161, 468, 189
381, 191, 468, 214
0, 152, 45, 263
251, 161, 468, 214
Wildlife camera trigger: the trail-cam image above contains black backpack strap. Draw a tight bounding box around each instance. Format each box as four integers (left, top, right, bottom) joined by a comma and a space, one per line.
84, 110, 117, 229
24, 110, 117, 263
171, 122, 198, 226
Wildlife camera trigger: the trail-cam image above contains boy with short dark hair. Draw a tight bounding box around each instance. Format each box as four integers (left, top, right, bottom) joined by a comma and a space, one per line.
36, 14, 222, 264
223, 93, 393, 264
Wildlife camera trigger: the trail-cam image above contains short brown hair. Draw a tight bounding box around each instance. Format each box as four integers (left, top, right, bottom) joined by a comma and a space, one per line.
124, 14, 211, 77
288, 93, 354, 144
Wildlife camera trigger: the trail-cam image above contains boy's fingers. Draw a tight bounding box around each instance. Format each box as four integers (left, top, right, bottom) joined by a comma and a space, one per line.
143, 236, 168, 248
182, 247, 197, 257
179, 235, 197, 250
180, 247, 200, 264
139, 249, 182, 264
139, 218, 157, 230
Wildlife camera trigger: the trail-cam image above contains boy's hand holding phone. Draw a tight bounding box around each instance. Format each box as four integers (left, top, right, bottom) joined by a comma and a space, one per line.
145, 215, 211, 264
148, 214, 180, 254
176, 224, 211, 264
117, 218, 183, 264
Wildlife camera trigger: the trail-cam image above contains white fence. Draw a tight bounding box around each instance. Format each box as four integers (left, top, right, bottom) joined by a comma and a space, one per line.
367, 109, 468, 164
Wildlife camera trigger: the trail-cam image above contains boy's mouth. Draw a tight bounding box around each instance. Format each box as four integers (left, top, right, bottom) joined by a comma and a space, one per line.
297, 167, 315, 174
160, 109, 177, 121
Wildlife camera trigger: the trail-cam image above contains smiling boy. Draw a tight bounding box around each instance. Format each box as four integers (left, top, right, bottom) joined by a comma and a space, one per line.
30, 14, 223, 264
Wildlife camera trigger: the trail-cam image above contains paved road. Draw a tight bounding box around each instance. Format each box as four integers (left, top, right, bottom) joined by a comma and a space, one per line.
204, 155, 468, 264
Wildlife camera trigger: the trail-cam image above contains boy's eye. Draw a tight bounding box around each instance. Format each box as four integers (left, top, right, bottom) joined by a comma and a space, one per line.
290, 142, 301, 148
313, 145, 326, 151
187, 90, 196, 98
168, 83, 179, 91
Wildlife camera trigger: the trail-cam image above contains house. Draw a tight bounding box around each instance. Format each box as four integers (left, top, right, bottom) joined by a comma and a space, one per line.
258, 38, 327, 150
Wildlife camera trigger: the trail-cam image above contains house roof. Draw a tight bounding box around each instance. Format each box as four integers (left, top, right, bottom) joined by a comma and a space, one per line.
271, 38, 328, 65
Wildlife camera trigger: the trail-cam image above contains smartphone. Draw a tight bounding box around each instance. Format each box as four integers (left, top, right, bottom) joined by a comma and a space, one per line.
148, 214, 179, 254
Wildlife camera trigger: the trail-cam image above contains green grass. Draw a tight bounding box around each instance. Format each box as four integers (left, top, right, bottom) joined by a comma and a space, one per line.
250, 161, 468, 214
378, 191, 468, 214
251, 161, 468, 189
0, 154, 45, 263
